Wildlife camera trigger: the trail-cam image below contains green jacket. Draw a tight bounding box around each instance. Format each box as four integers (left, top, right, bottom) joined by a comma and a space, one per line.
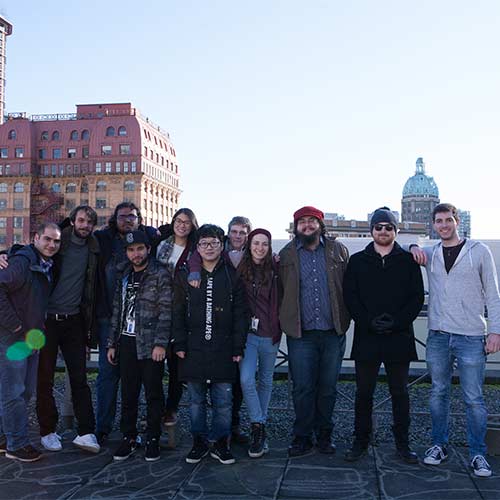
279, 237, 351, 338
109, 258, 172, 360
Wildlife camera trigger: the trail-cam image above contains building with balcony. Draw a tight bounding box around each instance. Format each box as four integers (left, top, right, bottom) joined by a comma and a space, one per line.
0, 102, 181, 249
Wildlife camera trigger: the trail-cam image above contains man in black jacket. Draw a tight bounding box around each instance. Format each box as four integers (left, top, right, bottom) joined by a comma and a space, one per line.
174, 224, 247, 465
94, 202, 159, 443
343, 207, 424, 463
0, 222, 61, 462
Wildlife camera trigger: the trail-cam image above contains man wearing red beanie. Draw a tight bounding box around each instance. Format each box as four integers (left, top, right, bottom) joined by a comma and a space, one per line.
279, 206, 351, 457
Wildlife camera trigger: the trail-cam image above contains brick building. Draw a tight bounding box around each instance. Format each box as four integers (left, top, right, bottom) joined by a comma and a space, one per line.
0, 102, 181, 249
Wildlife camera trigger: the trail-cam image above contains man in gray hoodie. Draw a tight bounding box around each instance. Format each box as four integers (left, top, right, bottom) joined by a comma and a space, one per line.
411, 203, 500, 477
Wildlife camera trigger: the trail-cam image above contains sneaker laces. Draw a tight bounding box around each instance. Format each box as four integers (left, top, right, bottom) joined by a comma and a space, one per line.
425, 445, 443, 458
472, 455, 490, 470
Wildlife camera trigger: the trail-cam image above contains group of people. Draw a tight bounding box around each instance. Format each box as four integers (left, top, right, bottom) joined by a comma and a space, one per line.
0, 201, 499, 479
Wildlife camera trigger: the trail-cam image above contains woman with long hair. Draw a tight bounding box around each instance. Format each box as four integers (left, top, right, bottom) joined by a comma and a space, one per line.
156, 208, 199, 427
238, 228, 282, 458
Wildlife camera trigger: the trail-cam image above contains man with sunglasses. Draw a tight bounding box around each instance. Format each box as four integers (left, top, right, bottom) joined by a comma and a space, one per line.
173, 224, 247, 465
343, 207, 424, 463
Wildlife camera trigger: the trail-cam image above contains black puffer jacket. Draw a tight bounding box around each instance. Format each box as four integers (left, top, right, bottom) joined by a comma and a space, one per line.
173, 259, 248, 383
343, 241, 424, 362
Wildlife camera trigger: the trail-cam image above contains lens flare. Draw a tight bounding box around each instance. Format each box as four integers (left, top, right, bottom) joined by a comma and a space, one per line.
26, 329, 46, 350
6, 341, 32, 361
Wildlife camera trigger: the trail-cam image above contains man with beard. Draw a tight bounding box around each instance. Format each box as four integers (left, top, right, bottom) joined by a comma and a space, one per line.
343, 207, 424, 463
36, 206, 100, 454
94, 202, 159, 443
279, 206, 351, 457
410, 203, 500, 477
107, 231, 172, 462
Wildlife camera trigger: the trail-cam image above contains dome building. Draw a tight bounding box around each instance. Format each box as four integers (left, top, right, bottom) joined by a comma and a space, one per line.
401, 157, 440, 238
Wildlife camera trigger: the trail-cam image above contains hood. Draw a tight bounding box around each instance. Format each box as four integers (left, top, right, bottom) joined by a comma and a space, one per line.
430, 239, 480, 273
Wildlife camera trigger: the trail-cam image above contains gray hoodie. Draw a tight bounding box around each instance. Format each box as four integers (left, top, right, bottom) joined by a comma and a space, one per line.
421, 239, 500, 336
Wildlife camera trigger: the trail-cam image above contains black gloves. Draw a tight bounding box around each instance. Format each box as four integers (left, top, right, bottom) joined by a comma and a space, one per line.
371, 313, 395, 335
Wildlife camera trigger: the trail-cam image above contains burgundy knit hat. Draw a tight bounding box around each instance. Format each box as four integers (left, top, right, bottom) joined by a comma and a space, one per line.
248, 228, 272, 243
293, 206, 324, 223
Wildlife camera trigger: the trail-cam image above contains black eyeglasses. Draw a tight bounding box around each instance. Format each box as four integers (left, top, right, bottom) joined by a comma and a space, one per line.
198, 240, 222, 249
374, 224, 395, 232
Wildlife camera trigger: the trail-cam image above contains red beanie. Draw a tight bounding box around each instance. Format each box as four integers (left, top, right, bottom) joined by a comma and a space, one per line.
293, 206, 324, 223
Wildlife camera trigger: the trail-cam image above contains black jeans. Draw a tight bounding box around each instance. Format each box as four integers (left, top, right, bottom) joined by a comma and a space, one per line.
165, 347, 183, 413
37, 315, 95, 436
354, 360, 410, 446
119, 335, 165, 440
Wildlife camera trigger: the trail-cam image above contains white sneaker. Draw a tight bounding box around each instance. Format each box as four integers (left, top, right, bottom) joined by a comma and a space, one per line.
72, 433, 100, 454
471, 455, 492, 477
41, 432, 62, 451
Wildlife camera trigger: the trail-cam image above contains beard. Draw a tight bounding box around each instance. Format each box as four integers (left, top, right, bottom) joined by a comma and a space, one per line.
73, 227, 90, 240
296, 228, 321, 246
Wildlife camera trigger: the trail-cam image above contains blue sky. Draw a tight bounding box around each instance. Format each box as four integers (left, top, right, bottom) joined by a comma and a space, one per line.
3, 0, 500, 238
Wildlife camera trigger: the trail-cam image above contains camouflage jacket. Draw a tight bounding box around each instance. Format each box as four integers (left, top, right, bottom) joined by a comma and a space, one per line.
109, 258, 172, 360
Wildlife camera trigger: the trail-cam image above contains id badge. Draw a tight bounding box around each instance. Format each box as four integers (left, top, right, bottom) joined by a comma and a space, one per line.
251, 316, 259, 333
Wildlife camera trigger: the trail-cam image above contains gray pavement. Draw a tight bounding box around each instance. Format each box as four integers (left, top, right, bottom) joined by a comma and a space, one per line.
1, 431, 499, 500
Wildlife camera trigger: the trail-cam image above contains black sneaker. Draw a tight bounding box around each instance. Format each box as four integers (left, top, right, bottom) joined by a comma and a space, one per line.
288, 436, 314, 458
5, 445, 42, 462
0, 435, 6, 454
96, 432, 108, 446
186, 436, 209, 464
145, 438, 160, 462
397, 444, 418, 464
423, 445, 448, 465
316, 430, 336, 455
113, 437, 138, 461
471, 455, 492, 477
210, 438, 236, 464
344, 441, 368, 462
248, 423, 266, 458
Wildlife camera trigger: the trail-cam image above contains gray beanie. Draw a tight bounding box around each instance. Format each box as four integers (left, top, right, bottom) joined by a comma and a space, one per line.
370, 207, 398, 230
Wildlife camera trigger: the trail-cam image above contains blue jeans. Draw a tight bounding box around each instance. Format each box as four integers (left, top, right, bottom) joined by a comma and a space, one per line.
240, 334, 279, 424
426, 330, 488, 458
187, 382, 232, 441
287, 330, 346, 437
0, 341, 39, 451
95, 318, 120, 435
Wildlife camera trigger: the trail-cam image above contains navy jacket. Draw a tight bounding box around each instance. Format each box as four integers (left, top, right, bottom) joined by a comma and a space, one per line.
0, 245, 52, 343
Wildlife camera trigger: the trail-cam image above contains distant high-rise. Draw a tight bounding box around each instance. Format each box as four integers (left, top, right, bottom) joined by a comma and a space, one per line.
458, 209, 471, 239
401, 157, 440, 238
0, 16, 13, 125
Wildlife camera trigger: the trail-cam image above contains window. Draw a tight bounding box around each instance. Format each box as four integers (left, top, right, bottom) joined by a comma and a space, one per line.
65, 199, 76, 210
14, 182, 24, 193
0, 235, 6, 244
81, 198, 89, 206
131, 161, 137, 172
39, 148, 47, 160
14, 199, 23, 210
14, 148, 24, 158
0, 148, 7, 158
0, 217, 6, 228
67, 148, 77, 158
82, 145, 89, 158
81, 129, 90, 141
97, 215, 107, 226
66, 183, 77, 193
0, 183, 6, 192
120, 144, 130, 155
81, 181, 89, 193
59, 165, 64, 176
52, 131, 60, 141
96, 198, 107, 209
123, 161, 129, 173
53, 148, 62, 159
105, 126, 115, 137
101, 145, 112, 155
115, 162, 121, 173
70, 130, 79, 141
105, 162, 112, 173
118, 126, 127, 136
95, 162, 102, 173
43, 165, 49, 176
8, 130, 16, 140
51, 164, 57, 176
124, 180, 135, 191
51, 183, 61, 193
41, 131, 49, 141
96, 181, 107, 192
13, 217, 23, 229
0, 199, 6, 210
66, 165, 72, 175
143, 129, 148, 139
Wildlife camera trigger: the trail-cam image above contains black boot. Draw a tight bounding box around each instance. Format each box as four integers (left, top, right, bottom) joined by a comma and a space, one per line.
344, 440, 368, 462
316, 429, 336, 454
248, 423, 266, 458
396, 442, 418, 464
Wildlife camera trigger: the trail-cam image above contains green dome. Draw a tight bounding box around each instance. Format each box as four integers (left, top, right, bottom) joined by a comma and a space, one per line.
402, 158, 439, 198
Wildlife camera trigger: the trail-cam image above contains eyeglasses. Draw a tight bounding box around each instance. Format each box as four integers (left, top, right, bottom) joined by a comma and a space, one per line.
174, 218, 192, 226
118, 214, 138, 221
374, 224, 395, 232
198, 240, 222, 249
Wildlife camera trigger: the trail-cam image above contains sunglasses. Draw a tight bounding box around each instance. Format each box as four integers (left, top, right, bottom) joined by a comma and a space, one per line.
374, 224, 395, 232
